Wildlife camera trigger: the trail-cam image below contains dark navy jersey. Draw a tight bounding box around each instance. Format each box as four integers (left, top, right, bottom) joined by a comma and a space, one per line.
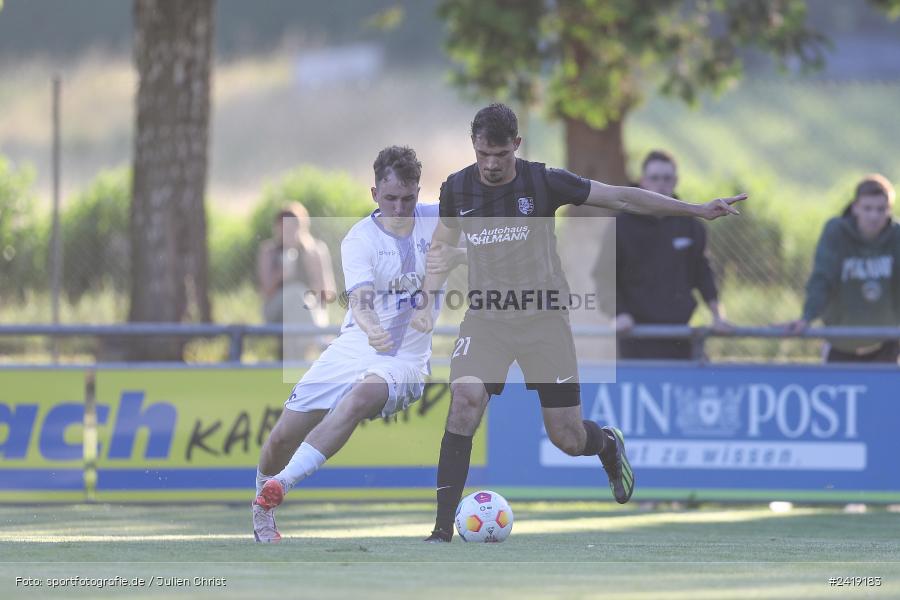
439, 158, 591, 318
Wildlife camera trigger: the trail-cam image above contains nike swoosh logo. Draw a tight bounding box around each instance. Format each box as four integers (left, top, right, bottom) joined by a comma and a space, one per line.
436, 485, 452, 491
555, 376, 574, 384
460, 208, 477, 216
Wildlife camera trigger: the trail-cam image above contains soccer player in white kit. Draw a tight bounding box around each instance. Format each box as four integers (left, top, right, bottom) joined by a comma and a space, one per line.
252, 146, 464, 542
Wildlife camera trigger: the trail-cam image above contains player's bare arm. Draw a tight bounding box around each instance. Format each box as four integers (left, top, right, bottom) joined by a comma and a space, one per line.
348, 284, 393, 352
411, 220, 462, 332
583, 180, 748, 220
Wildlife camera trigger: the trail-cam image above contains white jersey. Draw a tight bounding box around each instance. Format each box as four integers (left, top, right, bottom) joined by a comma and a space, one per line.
335, 203, 441, 370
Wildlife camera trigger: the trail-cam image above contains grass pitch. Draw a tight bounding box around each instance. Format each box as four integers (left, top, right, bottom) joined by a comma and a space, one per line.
1, 502, 898, 599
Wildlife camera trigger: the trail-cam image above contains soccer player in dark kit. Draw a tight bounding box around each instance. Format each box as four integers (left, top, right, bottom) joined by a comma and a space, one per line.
411, 103, 746, 542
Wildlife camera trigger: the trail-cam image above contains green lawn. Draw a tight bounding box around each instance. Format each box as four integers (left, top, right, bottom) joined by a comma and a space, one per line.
1, 503, 897, 598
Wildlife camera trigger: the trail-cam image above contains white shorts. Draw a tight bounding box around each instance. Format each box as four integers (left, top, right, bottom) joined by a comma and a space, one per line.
284, 342, 426, 418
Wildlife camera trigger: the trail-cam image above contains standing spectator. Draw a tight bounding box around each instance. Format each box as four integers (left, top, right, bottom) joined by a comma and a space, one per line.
787, 175, 900, 363
258, 203, 336, 327
594, 150, 728, 359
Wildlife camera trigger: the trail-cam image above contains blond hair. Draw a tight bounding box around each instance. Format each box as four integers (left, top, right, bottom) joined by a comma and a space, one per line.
276, 202, 316, 252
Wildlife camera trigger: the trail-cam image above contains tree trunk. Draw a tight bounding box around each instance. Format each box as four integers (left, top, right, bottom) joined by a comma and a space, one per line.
564, 115, 629, 185
564, 118, 629, 217
563, 115, 629, 217
559, 115, 629, 346
128, 0, 214, 361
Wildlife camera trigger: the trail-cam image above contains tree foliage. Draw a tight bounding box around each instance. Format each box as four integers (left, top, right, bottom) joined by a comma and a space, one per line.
440, 0, 830, 131
869, 0, 900, 19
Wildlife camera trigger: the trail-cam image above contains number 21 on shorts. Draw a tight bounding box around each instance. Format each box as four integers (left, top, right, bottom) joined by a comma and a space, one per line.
452, 336, 471, 358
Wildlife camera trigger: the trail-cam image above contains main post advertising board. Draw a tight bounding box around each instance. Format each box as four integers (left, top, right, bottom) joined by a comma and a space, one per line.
487, 364, 900, 502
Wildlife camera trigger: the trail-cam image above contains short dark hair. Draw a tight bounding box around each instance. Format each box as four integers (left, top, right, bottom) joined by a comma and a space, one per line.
373, 146, 422, 186
471, 103, 519, 146
641, 149, 677, 173
855, 173, 895, 205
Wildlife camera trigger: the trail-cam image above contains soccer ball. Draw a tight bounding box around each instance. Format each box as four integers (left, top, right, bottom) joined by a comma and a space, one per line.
455, 490, 513, 543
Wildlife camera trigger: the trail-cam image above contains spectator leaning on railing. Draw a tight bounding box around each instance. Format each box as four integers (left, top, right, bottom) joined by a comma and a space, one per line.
594, 150, 731, 360
787, 174, 900, 363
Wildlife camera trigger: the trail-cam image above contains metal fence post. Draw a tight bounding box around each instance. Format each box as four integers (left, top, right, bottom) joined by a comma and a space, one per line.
228, 327, 244, 362
83, 369, 97, 502
50, 75, 63, 362
691, 328, 707, 363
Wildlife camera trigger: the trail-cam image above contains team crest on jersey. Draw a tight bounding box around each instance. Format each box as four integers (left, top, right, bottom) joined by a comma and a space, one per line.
389, 272, 423, 295
417, 237, 431, 254
517, 196, 535, 215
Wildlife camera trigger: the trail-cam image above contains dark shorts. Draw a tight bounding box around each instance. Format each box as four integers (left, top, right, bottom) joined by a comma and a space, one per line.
448, 311, 580, 408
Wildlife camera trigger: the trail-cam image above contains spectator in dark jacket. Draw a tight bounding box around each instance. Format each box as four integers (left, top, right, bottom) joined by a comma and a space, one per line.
594, 150, 728, 359
787, 174, 900, 363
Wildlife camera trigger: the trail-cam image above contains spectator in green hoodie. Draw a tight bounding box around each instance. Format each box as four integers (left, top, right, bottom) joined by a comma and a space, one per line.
787, 174, 900, 363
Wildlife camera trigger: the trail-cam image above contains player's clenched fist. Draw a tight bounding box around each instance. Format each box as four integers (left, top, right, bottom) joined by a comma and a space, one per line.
410, 307, 435, 333
427, 242, 466, 274
365, 325, 393, 352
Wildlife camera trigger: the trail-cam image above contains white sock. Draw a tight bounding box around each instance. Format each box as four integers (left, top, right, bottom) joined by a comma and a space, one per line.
276, 442, 326, 494
256, 468, 271, 496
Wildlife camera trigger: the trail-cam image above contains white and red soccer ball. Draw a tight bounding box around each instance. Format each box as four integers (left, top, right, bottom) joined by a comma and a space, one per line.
455, 490, 514, 543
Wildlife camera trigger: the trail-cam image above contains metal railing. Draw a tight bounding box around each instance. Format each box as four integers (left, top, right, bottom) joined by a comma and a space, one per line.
2, 323, 899, 364
577, 324, 900, 362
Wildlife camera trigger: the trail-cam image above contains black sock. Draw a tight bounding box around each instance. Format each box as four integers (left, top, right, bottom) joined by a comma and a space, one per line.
580, 419, 607, 456
434, 430, 473, 533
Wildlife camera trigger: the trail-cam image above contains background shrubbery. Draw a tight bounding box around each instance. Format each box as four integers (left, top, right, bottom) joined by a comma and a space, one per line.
60, 168, 130, 302
0, 158, 371, 313
211, 166, 372, 292
0, 157, 45, 300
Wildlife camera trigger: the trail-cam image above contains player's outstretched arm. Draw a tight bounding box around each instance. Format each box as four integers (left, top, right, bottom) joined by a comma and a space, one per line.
349, 285, 393, 352
411, 221, 461, 333
583, 181, 747, 220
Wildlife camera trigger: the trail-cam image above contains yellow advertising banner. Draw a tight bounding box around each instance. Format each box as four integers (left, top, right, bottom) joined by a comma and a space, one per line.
1, 367, 484, 502
94, 368, 474, 468
0, 369, 87, 502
